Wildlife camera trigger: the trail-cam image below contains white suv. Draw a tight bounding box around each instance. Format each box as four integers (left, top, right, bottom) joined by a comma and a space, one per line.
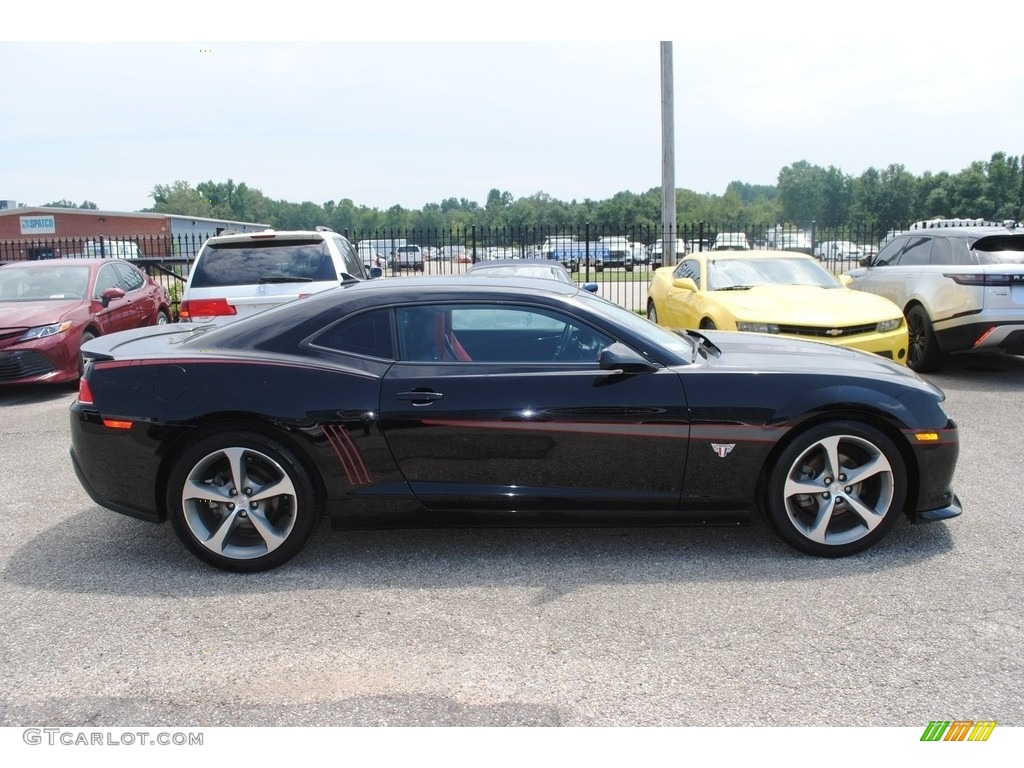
180, 228, 377, 325
844, 221, 1024, 371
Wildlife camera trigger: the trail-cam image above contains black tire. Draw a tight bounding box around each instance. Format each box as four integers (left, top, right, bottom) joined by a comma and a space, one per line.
647, 301, 658, 324
701, 319, 718, 330
765, 420, 906, 557
906, 305, 943, 372
157, 309, 171, 325
166, 431, 319, 572
78, 330, 96, 378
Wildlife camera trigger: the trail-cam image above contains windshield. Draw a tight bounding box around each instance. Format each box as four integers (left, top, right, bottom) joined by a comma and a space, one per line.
0, 265, 91, 301
708, 257, 840, 290
973, 235, 1024, 264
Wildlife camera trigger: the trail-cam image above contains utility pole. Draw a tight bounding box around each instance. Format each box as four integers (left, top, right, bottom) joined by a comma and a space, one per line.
660, 41, 677, 266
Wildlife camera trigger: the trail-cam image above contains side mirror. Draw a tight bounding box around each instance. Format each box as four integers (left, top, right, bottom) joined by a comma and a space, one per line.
582, 282, 599, 293
368, 267, 383, 279
598, 342, 657, 374
671, 277, 698, 292
838, 274, 853, 287
100, 287, 126, 307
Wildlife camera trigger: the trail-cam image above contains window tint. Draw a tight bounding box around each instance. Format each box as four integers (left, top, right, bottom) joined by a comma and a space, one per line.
332, 236, 365, 277
312, 308, 393, 358
873, 238, 904, 266
191, 239, 339, 288
929, 237, 954, 266
897, 237, 937, 268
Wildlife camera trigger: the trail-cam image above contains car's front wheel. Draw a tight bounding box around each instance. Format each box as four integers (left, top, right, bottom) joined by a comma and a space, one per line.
765, 421, 906, 557
647, 301, 658, 324
166, 431, 319, 572
906, 305, 943, 372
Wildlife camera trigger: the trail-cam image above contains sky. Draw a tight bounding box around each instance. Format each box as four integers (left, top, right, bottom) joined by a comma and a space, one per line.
2, 1, 1022, 215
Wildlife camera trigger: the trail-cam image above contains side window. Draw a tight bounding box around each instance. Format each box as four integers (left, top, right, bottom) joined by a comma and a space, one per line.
396, 305, 613, 364
929, 237, 954, 266
113, 262, 145, 292
873, 238, 904, 267
93, 264, 121, 298
311, 308, 394, 359
894, 236, 932, 266
332, 236, 365, 278
673, 259, 701, 288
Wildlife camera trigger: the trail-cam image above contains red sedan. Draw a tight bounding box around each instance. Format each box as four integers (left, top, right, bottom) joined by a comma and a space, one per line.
0, 259, 172, 385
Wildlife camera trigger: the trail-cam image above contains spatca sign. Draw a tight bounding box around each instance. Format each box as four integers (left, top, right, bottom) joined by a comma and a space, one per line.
19, 215, 56, 235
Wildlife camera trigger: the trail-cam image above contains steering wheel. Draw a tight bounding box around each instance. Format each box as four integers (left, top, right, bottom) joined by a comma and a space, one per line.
553, 323, 576, 360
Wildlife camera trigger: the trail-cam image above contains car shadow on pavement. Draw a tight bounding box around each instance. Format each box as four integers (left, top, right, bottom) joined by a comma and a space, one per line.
3, 504, 954, 598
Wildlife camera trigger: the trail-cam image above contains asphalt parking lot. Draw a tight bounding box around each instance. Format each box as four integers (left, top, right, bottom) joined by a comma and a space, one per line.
1, 352, 1022, 728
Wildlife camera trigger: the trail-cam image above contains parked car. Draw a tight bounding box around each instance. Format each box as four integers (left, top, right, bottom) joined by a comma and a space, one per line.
844, 220, 1024, 371
0, 258, 171, 385
595, 236, 634, 271
539, 235, 582, 271
71, 276, 960, 572
646, 250, 908, 362
647, 239, 686, 267
179, 228, 376, 327
466, 258, 599, 292
440, 245, 472, 263
391, 244, 425, 272
712, 233, 750, 250
814, 240, 863, 261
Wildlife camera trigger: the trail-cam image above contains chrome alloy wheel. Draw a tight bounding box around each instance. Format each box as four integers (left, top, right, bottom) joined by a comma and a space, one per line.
181, 446, 299, 561
781, 433, 896, 547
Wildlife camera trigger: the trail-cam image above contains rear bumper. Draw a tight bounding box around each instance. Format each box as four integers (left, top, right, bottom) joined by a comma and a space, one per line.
936, 316, 1024, 354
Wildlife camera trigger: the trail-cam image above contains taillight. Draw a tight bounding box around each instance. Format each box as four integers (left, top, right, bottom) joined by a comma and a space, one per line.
77, 377, 94, 406
179, 298, 237, 318
944, 273, 1023, 286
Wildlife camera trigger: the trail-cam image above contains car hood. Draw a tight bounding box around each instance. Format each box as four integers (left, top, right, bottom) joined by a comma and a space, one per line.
700, 329, 939, 393
0, 299, 83, 329
711, 285, 901, 322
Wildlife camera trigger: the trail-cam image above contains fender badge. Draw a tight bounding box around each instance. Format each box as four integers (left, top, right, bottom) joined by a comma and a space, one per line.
711, 443, 735, 458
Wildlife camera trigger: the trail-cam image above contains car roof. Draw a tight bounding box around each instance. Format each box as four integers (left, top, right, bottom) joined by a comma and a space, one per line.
205, 228, 342, 244
894, 225, 1023, 240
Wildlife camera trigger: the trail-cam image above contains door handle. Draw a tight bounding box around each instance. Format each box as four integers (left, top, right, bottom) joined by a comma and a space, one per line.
396, 390, 444, 405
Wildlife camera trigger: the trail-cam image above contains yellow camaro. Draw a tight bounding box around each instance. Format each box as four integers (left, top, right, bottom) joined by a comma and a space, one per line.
646, 250, 909, 363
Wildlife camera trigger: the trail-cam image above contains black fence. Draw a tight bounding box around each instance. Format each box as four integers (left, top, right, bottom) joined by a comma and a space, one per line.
0, 222, 893, 315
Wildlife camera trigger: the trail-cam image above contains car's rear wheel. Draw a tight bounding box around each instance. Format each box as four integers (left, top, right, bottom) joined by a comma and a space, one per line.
647, 301, 658, 323
157, 309, 171, 325
700, 319, 717, 330
906, 305, 943, 372
765, 421, 906, 557
166, 431, 318, 572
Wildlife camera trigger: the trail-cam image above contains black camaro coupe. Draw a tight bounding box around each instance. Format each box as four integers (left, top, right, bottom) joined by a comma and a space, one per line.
70, 277, 962, 571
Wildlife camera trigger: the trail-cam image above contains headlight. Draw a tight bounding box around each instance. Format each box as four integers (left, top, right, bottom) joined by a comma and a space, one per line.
737, 322, 780, 334
876, 318, 903, 333
18, 321, 73, 342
